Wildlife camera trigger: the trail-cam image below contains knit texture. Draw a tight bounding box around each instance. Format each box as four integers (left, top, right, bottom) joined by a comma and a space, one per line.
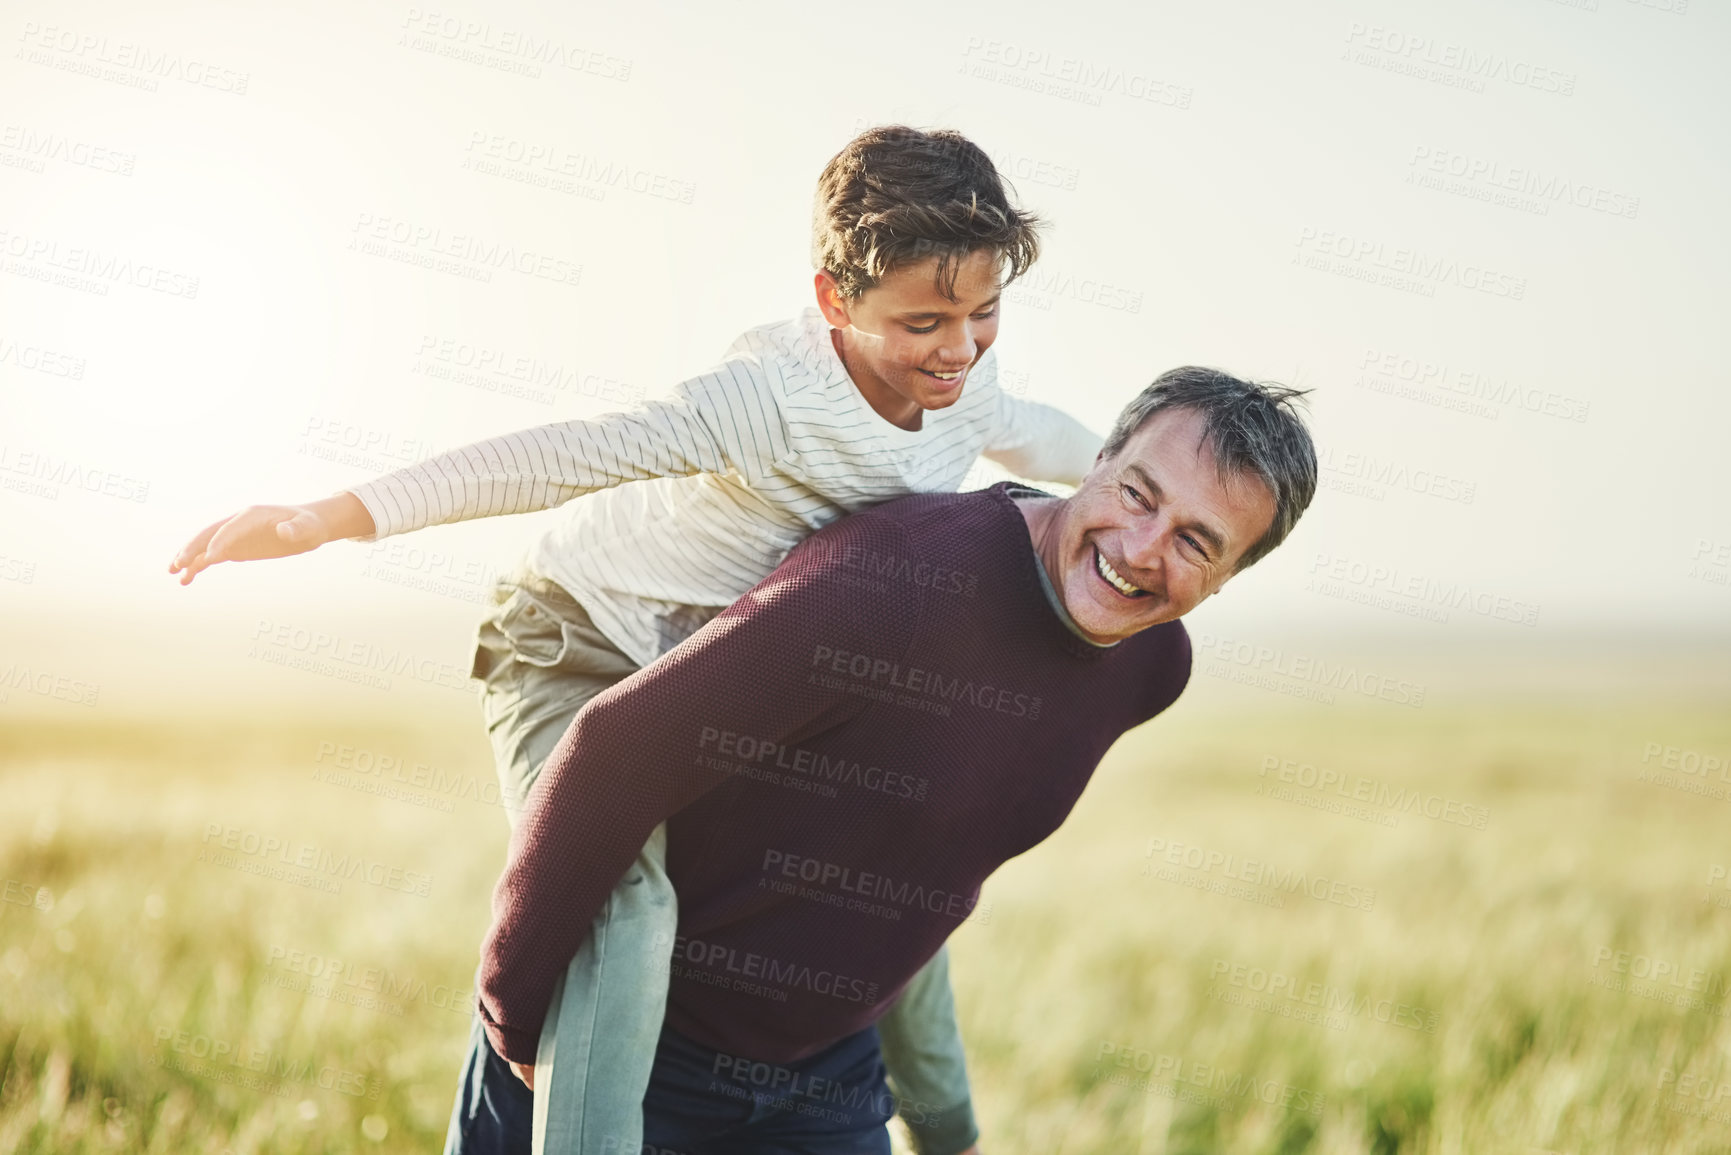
479, 482, 1191, 1064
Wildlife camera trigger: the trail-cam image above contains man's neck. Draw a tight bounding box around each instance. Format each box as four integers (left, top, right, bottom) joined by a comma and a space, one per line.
1013, 494, 1063, 580
1012, 493, 1118, 648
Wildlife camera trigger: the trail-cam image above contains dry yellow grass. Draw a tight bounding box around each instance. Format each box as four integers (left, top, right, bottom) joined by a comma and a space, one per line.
1, 680, 1728, 1153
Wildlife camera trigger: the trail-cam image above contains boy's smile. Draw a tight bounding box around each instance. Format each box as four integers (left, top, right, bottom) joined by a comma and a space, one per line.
815, 249, 1004, 432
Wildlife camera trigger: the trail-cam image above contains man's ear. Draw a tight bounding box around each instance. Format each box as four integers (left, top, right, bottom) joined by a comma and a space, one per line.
813, 271, 852, 330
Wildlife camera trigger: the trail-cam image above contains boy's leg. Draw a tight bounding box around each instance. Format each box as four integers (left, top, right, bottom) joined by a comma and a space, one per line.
471, 577, 641, 824
875, 947, 980, 1155
446, 574, 674, 1155
535, 823, 675, 1155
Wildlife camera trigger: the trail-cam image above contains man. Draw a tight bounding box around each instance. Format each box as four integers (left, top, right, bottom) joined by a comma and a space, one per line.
464, 367, 1317, 1153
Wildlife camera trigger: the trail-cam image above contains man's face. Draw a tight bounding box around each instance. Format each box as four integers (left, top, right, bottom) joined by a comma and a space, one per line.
815, 249, 1002, 423
1041, 407, 1278, 644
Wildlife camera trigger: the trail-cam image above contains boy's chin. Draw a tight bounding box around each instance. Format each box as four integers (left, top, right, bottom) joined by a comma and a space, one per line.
911, 382, 966, 410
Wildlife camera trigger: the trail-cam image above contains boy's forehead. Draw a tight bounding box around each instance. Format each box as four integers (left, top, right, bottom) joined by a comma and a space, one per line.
874, 251, 1003, 312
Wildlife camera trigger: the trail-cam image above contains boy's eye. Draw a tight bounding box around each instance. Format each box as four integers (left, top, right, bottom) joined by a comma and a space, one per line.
904, 308, 995, 335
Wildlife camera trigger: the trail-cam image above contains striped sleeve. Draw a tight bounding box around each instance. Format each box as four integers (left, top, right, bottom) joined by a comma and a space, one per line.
344, 362, 786, 540
981, 392, 1104, 487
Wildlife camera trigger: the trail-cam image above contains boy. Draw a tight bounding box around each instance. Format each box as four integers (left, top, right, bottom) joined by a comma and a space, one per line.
170, 125, 1102, 1155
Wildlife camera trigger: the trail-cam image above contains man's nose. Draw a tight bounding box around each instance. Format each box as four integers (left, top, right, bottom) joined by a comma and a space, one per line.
1121, 517, 1168, 580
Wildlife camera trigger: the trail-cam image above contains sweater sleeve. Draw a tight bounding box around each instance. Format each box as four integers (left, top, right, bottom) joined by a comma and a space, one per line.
475, 514, 922, 1063
980, 390, 1103, 487
343, 360, 787, 540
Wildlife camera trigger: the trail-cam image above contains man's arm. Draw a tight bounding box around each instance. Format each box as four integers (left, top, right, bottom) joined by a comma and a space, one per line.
981, 391, 1103, 488
475, 513, 921, 1064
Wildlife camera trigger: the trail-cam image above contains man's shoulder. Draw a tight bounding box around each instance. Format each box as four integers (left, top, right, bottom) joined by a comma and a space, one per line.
1130, 617, 1191, 666
1122, 618, 1193, 715
815, 485, 1019, 543
782, 486, 1025, 593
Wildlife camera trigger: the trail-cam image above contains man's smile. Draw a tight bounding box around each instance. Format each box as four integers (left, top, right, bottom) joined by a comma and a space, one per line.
1093, 545, 1148, 599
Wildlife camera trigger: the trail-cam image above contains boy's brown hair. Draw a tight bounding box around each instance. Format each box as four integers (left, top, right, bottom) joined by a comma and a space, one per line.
812, 125, 1042, 302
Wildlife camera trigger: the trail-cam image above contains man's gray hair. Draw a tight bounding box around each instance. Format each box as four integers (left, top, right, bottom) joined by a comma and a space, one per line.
1101, 367, 1317, 572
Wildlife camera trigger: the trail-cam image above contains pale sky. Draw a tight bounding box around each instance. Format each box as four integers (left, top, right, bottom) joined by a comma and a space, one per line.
2, 0, 1726, 710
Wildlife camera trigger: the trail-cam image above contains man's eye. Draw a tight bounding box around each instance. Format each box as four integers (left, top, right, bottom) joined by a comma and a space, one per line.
972, 308, 998, 321
1181, 535, 1208, 560
1122, 484, 1149, 509
905, 322, 939, 335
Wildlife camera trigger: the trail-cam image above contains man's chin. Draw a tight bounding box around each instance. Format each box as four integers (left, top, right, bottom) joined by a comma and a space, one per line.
1067, 603, 1128, 644
1070, 594, 1174, 642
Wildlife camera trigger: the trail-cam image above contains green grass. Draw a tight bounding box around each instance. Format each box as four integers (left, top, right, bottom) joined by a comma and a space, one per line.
1, 694, 1728, 1153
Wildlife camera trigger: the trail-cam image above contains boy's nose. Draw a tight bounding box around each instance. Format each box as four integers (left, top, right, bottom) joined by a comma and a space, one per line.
939, 328, 980, 366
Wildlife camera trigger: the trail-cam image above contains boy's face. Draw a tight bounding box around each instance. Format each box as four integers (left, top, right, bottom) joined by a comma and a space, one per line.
815, 249, 1003, 424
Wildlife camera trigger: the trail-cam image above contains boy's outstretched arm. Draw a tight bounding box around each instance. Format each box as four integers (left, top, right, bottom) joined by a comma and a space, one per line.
980, 389, 1104, 488
168, 366, 785, 584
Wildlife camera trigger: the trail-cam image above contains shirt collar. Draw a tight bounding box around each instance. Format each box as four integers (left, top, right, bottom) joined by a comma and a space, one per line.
1002, 483, 1119, 649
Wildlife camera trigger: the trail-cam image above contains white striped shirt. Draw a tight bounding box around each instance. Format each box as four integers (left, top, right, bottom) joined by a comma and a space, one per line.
347, 307, 1102, 667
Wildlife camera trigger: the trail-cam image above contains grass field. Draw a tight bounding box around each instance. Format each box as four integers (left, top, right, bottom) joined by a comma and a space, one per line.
2, 677, 1729, 1153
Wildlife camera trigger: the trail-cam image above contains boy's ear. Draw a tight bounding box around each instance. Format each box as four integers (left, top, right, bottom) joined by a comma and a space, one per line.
813, 270, 854, 330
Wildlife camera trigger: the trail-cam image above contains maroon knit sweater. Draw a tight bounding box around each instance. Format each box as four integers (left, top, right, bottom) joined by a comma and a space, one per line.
478, 482, 1191, 1064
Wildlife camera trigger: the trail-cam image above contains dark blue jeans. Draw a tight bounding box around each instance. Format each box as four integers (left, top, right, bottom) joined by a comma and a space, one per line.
445, 1010, 534, 1155
445, 1014, 894, 1155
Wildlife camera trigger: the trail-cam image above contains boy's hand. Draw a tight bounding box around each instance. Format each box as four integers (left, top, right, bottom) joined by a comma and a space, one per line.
510, 1061, 535, 1090
168, 493, 375, 585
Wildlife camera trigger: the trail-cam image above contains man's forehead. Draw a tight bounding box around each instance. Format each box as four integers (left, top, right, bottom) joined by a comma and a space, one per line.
1129, 407, 1232, 465
1120, 411, 1276, 539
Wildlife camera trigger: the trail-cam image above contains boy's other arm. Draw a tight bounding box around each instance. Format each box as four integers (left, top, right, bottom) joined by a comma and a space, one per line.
476, 516, 921, 1064
878, 947, 983, 1155
980, 392, 1103, 488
